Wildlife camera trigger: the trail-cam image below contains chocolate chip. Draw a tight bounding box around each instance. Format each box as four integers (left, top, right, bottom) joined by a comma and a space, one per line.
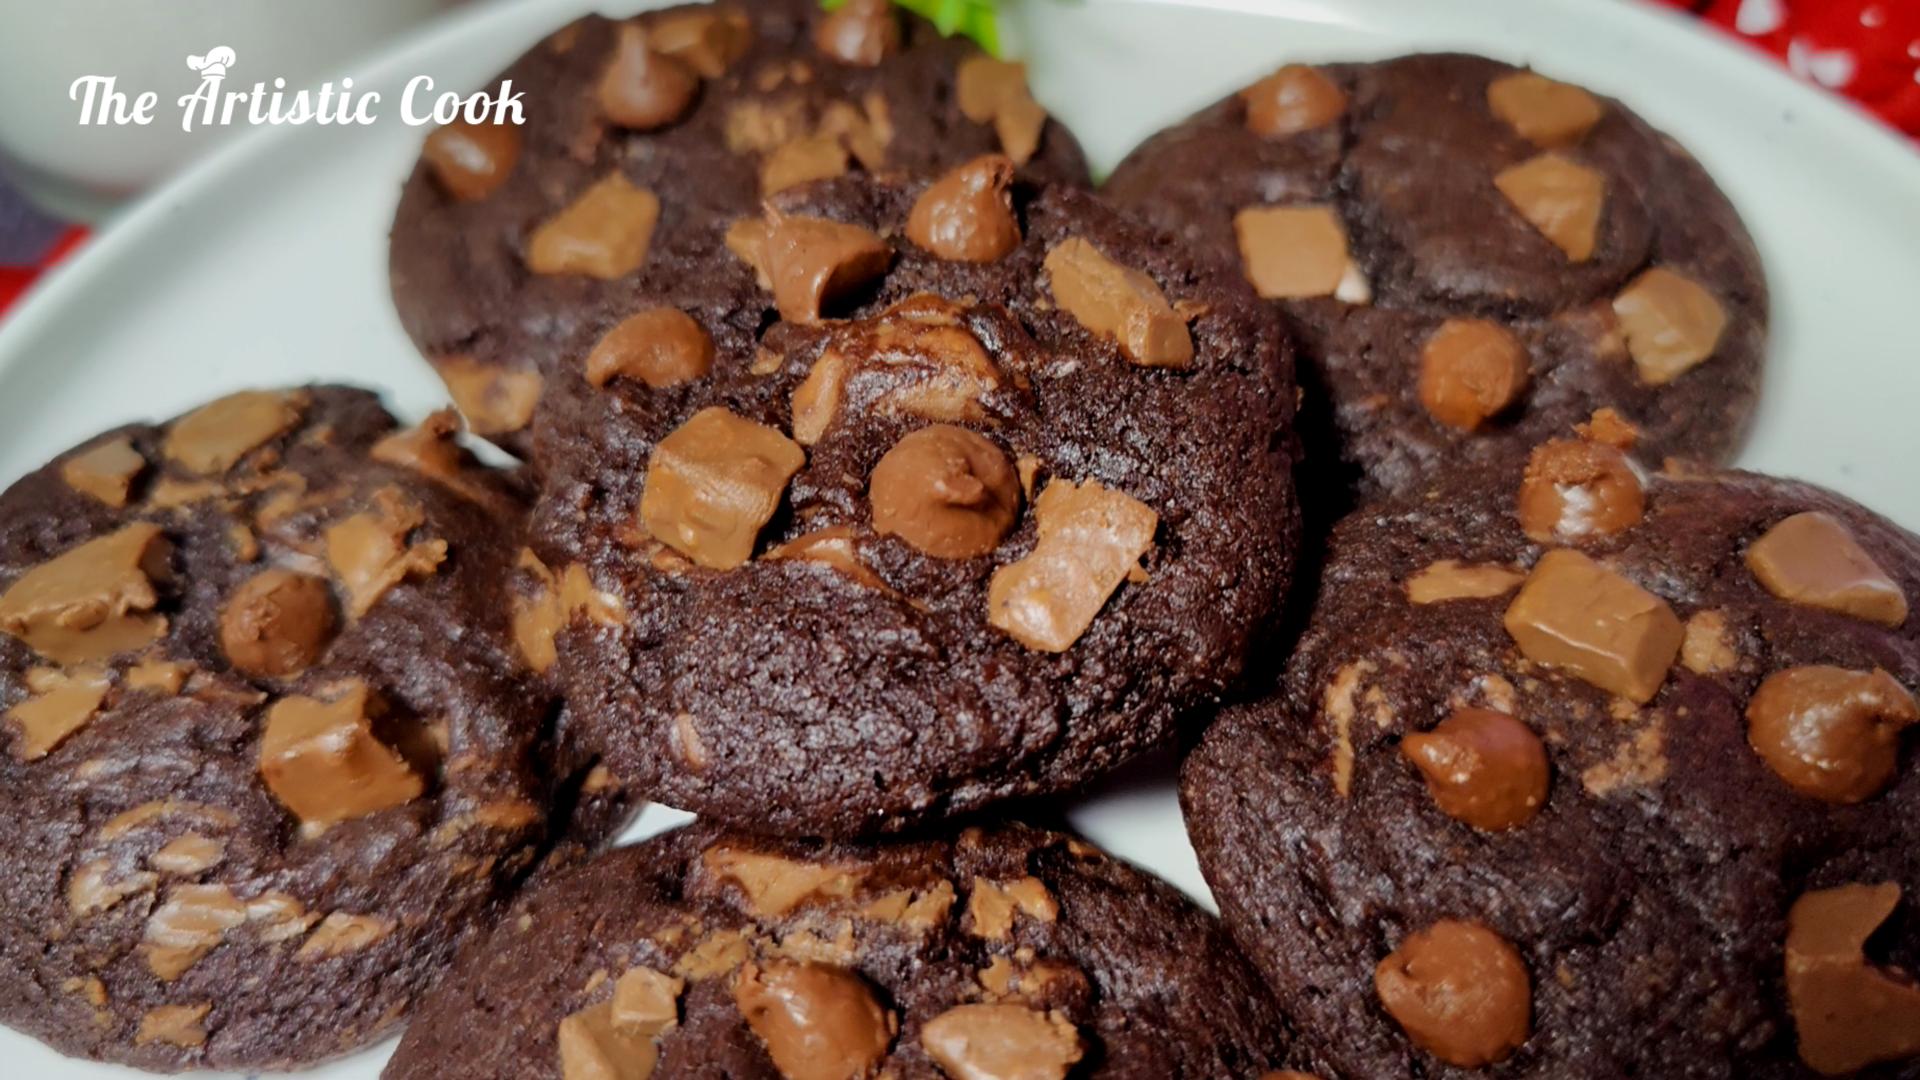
907, 155, 1020, 263
1241, 64, 1347, 137
759, 212, 892, 324
1785, 882, 1920, 1074
1418, 318, 1531, 431
422, 120, 521, 201
0, 522, 172, 665
163, 389, 306, 475
1374, 920, 1531, 1067
527, 174, 661, 279
1487, 72, 1603, 147
988, 479, 1157, 652
258, 681, 425, 829
219, 569, 337, 678
1043, 237, 1193, 368
1611, 267, 1728, 385
1494, 152, 1605, 262
1503, 549, 1683, 703
431, 355, 543, 436
1746, 511, 1908, 627
921, 1002, 1084, 1080
585, 308, 715, 388
733, 960, 895, 1080
1746, 666, 1916, 803
813, 0, 900, 67
598, 22, 699, 130
956, 57, 1046, 165
870, 426, 1020, 560
1516, 438, 1645, 542
60, 437, 147, 508
640, 407, 806, 569
1401, 708, 1549, 830
1233, 204, 1358, 301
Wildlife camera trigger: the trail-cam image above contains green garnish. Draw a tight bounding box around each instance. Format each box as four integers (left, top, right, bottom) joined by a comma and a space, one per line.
821, 0, 1004, 57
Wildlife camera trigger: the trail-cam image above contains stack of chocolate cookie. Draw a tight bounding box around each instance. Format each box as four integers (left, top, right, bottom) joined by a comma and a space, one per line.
1109, 50, 1919, 1080
2, 1, 1914, 1078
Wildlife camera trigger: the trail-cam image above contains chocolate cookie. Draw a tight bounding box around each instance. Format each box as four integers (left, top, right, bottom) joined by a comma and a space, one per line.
1182, 434, 1920, 1076
384, 822, 1326, 1080
389, 0, 1089, 457
526, 165, 1300, 835
1105, 53, 1767, 504
0, 388, 609, 1070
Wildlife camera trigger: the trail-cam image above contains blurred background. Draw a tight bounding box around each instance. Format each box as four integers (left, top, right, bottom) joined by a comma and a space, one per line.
1, 0, 1914, 315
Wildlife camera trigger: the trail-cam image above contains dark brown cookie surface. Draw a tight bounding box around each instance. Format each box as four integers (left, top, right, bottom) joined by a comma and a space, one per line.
384, 822, 1323, 1080
0, 388, 606, 1070
526, 168, 1300, 836
1182, 448, 1920, 1077
389, 0, 1089, 456
1104, 53, 1767, 504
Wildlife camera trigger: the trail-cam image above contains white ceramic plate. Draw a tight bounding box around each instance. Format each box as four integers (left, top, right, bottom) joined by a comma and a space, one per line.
2, 0, 1916, 1075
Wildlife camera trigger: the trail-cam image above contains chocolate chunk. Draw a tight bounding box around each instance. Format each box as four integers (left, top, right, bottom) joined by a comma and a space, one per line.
733, 960, 894, 1080
1241, 64, 1346, 137
1043, 237, 1193, 368
791, 295, 1004, 444
1503, 549, 1683, 703
556, 999, 662, 1080
907, 155, 1020, 263
1494, 152, 1605, 262
956, 57, 1046, 165
60, 437, 146, 508
422, 121, 521, 201
163, 390, 305, 475
988, 479, 1157, 653
431, 354, 543, 437
218, 569, 337, 678
1233, 205, 1354, 301
598, 23, 699, 131
870, 425, 1020, 559
1487, 72, 1603, 148
1374, 920, 1530, 1067
702, 844, 868, 917
257, 682, 425, 828
920, 1002, 1083, 1080
760, 212, 892, 323
1785, 882, 1920, 1074
1612, 268, 1727, 385
1404, 560, 1524, 605
5, 667, 109, 760
1745, 665, 1916, 803
0, 522, 172, 665
324, 488, 448, 617
966, 876, 1058, 939
1746, 511, 1908, 627
812, 0, 900, 67
648, 7, 752, 78
1417, 319, 1531, 431
760, 135, 849, 195
1516, 437, 1645, 542
528, 174, 661, 279
585, 308, 715, 389
640, 407, 805, 570
1401, 707, 1549, 830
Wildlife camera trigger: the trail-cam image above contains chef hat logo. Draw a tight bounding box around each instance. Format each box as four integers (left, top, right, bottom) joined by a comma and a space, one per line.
186, 46, 237, 79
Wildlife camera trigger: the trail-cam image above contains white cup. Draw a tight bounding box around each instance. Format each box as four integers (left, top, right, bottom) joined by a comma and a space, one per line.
0, 0, 457, 219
